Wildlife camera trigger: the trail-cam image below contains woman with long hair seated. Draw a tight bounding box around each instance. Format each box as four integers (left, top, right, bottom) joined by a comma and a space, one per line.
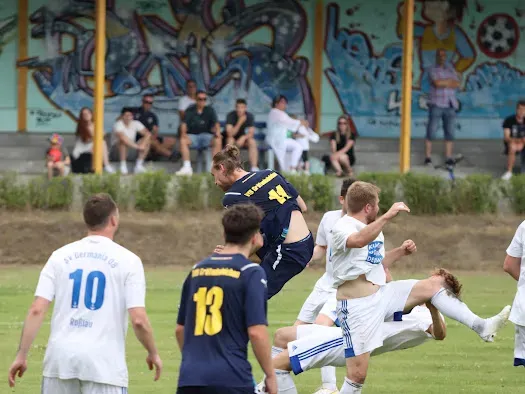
71, 107, 114, 174
329, 115, 358, 177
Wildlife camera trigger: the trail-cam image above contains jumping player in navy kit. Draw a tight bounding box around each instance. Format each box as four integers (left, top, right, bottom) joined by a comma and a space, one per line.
211, 145, 314, 299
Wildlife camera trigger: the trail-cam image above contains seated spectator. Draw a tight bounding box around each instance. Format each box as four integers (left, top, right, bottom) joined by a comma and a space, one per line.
267, 95, 307, 173
46, 133, 70, 180
329, 115, 358, 176
224, 98, 259, 171
178, 79, 197, 121
110, 107, 151, 174
502, 100, 525, 180
71, 107, 114, 174
134, 94, 178, 161
176, 91, 222, 175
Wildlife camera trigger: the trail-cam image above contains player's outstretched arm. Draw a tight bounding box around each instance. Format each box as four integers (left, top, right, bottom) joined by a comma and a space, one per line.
249, 325, 277, 394
382, 240, 416, 268
425, 302, 446, 340
8, 297, 50, 387
129, 307, 163, 381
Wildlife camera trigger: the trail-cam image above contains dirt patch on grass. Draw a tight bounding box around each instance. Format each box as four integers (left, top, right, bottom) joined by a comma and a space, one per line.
0, 211, 521, 271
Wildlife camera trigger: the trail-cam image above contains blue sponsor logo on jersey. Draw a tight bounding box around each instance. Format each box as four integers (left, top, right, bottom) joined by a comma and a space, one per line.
366, 241, 384, 264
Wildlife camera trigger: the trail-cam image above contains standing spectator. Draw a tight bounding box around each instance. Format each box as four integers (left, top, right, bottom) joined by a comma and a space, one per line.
502, 100, 525, 180
329, 115, 357, 177
46, 133, 70, 179
110, 107, 151, 174
71, 107, 114, 174
178, 79, 197, 121
176, 91, 222, 175
267, 95, 306, 173
225, 99, 259, 171
134, 94, 177, 160
425, 48, 460, 166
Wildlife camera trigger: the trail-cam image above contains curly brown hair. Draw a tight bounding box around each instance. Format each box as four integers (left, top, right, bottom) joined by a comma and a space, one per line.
431, 268, 463, 299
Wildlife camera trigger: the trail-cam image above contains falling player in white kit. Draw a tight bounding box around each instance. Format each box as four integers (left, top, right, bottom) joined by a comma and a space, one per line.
259, 268, 455, 394
503, 219, 525, 367
294, 178, 355, 394
332, 182, 511, 393
8, 193, 163, 394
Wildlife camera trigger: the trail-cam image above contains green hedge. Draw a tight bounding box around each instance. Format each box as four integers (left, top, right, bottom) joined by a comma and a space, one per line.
0, 171, 518, 215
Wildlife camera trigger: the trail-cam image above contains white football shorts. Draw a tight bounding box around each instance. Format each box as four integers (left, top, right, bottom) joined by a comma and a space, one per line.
337, 279, 418, 357
41, 377, 127, 394
318, 296, 338, 324
297, 285, 335, 323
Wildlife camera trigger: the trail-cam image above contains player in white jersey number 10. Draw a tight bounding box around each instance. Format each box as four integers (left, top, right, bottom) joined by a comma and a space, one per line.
8, 193, 163, 394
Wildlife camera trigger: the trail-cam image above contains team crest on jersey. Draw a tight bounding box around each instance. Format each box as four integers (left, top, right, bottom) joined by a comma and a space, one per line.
366, 241, 383, 264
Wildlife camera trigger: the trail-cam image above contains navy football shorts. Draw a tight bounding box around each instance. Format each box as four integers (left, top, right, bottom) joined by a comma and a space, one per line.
177, 386, 254, 394
261, 232, 314, 299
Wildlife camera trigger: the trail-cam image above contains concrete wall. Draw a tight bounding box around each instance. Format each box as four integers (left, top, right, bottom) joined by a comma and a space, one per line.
1, 0, 524, 137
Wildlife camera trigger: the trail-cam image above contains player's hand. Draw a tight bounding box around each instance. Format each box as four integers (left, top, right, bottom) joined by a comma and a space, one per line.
382, 202, 410, 221
214, 244, 224, 253
401, 239, 417, 255
8, 356, 27, 387
146, 353, 162, 381
238, 114, 247, 125
263, 373, 278, 394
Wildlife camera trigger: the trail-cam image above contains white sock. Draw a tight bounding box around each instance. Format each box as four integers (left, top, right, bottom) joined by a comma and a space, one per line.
340, 377, 363, 393
431, 288, 485, 333
183, 160, 191, 168
272, 346, 284, 358
276, 369, 297, 394
120, 160, 126, 167
136, 158, 144, 166
321, 366, 337, 390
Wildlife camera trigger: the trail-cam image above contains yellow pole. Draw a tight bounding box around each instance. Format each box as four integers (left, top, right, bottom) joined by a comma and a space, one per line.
312, 0, 324, 132
93, 0, 106, 174
17, 0, 29, 133
399, 0, 414, 173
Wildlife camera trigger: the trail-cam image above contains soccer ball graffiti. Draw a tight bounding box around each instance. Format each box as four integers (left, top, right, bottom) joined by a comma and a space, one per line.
477, 13, 519, 59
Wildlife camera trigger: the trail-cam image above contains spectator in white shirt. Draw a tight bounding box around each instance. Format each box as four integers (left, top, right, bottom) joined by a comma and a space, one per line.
266, 95, 308, 173
110, 107, 151, 174
178, 79, 197, 121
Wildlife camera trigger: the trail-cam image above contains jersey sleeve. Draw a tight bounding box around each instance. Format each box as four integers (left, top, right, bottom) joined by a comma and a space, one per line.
34, 254, 58, 301
502, 116, 513, 129
113, 121, 125, 134
316, 214, 328, 246
225, 111, 235, 126
210, 107, 219, 125
177, 273, 192, 326
276, 171, 299, 199
125, 257, 146, 309
244, 265, 268, 327
134, 121, 146, 132
246, 113, 255, 127
331, 220, 357, 253
507, 222, 525, 258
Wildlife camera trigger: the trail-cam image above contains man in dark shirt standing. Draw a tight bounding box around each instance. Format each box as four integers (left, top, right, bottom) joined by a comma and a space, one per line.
225, 99, 259, 171
175, 204, 277, 394
133, 94, 178, 160
502, 100, 525, 180
176, 90, 222, 175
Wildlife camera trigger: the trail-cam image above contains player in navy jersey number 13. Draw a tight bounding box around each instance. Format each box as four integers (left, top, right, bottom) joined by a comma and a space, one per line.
176, 204, 277, 394
211, 145, 314, 299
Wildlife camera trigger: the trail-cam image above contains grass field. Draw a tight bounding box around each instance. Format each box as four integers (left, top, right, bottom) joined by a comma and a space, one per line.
0, 266, 523, 394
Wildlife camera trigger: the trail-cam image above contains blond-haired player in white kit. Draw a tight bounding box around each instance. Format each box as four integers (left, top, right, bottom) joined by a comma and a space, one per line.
332, 181, 511, 393
503, 220, 525, 367
293, 178, 355, 394
8, 193, 163, 393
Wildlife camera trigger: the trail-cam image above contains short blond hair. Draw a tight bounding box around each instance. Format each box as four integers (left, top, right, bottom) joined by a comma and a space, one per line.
346, 181, 380, 214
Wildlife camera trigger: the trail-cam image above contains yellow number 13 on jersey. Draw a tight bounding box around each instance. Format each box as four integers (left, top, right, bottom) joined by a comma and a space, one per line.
268, 184, 291, 204
193, 286, 224, 336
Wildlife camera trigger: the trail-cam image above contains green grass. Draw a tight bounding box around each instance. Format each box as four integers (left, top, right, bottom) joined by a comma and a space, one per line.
0, 267, 523, 393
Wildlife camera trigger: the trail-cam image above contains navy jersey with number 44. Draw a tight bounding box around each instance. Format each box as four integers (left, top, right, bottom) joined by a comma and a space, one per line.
177, 254, 268, 389
223, 170, 300, 247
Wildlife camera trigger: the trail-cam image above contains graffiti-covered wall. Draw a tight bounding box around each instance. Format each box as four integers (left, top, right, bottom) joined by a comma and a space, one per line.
19, 0, 315, 133
5, 0, 525, 137
322, 0, 525, 138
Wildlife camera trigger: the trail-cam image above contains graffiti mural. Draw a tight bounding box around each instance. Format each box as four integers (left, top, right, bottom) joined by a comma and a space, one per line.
324, 1, 525, 139
20, 0, 314, 132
